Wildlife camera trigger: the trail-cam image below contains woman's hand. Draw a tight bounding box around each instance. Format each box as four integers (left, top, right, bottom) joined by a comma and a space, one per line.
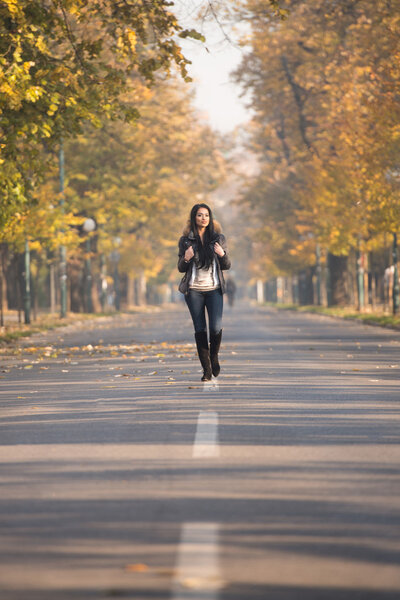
184, 246, 194, 262
214, 242, 225, 257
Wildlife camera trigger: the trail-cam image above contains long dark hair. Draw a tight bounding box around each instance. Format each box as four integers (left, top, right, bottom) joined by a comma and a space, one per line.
190, 203, 215, 269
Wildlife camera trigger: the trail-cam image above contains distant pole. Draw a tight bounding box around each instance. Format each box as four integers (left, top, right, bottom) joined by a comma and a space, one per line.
23, 239, 31, 324
49, 256, 56, 313
393, 233, 399, 315
84, 237, 93, 313
82, 218, 96, 313
111, 237, 121, 311
59, 139, 67, 318
356, 243, 364, 311
326, 253, 332, 307
100, 253, 106, 312
316, 243, 322, 305
113, 259, 120, 311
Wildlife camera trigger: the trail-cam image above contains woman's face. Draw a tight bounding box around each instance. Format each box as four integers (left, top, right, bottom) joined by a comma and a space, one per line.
195, 208, 210, 229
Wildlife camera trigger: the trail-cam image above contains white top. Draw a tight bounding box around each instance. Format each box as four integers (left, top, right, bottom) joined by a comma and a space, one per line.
189, 259, 220, 291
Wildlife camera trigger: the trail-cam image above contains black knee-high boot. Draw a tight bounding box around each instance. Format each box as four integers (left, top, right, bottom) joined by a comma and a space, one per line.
210, 329, 222, 377
194, 331, 212, 381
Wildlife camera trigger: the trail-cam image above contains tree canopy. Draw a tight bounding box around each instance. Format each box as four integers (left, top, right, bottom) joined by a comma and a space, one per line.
234, 0, 400, 277
0, 0, 205, 226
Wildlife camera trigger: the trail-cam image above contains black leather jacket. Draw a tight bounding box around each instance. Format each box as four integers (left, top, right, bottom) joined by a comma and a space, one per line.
178, 230, 231, 295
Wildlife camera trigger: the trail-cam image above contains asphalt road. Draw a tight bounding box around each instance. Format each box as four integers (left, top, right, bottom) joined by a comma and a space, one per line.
1, 303, 400, 600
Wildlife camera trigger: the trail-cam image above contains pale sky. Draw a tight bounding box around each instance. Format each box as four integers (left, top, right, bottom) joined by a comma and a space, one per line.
175, 1, 251, 133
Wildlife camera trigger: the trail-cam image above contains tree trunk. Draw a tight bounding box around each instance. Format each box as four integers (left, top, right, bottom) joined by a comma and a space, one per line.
32, 255, 40, 321
135, 274, 147, 306
0, 249, 3, 328
266, 279, 278, 303
50, 261, 56, 313
327, 253, 349, 306
127, 274, 135, 307
0, 243, 8, 327
298, 267, 314, 305
69, 256, 84, 313
256, 280, 264, 303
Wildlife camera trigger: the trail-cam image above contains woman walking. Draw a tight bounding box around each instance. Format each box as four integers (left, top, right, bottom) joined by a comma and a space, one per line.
178, 203, 231, 381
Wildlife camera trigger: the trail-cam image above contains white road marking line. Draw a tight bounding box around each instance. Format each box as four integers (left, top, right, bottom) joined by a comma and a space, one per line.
192, 411, 220, 458
171, 522, 223, 599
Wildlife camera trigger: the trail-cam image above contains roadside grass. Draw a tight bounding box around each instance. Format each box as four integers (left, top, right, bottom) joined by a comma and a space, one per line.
0, 312, 116, 345
264, 302, 400, 330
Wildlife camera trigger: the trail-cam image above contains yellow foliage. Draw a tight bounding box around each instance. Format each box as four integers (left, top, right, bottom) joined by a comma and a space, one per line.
235, 0, 400, 275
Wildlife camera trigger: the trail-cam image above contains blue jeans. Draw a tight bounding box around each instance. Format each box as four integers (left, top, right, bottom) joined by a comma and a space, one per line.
185, 288, 223, 334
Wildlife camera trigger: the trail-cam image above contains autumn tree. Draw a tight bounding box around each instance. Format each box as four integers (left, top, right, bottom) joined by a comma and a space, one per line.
234, 0, 400, 304
0, 0, 206, 228
36, 75, 226, 310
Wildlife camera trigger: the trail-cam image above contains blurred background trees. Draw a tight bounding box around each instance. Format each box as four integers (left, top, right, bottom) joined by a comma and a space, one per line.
1, 0, 400, 322
0, 0, 202, 222
0, 0, 225, 321
232, 0, 400, 310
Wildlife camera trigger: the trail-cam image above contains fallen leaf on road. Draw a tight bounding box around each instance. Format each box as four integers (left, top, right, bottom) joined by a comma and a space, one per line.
155, 568, 176, 577
181, 577, 223, 589
125, 563, 149, 573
